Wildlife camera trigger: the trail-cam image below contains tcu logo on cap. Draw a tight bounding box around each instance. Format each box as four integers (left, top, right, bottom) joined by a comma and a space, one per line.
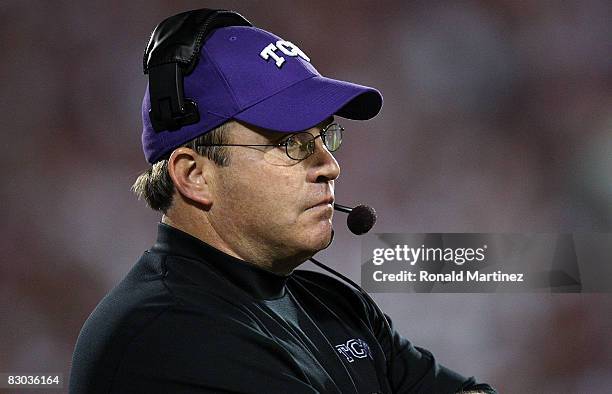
260, 40, 311, 68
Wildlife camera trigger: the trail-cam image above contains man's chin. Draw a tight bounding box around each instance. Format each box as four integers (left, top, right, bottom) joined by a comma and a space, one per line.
285, 214, 334, 257
305, 221, 334, 251
275, 227, 333, 274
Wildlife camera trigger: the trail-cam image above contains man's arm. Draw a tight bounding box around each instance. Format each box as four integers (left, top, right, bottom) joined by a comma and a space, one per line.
374, 311, 497, 394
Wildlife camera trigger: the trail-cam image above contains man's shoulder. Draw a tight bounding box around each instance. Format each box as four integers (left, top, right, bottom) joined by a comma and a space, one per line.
70, 250, 265, 392
81, 249, 254, 332
80, 251, 169, 330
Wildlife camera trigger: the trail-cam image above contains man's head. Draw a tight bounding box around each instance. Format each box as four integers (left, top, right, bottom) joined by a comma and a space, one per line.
135, 9, 382, 273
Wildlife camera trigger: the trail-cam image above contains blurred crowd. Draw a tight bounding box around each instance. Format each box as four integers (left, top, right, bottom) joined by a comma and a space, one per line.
1, 1, 611, 392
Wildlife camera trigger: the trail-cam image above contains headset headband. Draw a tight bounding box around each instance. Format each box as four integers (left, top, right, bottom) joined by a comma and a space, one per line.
143, 9, 252, 132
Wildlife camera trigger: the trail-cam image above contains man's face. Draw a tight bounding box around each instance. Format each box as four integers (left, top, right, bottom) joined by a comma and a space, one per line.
206, 118, 340, 273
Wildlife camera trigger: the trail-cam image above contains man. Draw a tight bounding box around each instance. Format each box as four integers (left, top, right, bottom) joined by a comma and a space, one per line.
69, 9, 495, 394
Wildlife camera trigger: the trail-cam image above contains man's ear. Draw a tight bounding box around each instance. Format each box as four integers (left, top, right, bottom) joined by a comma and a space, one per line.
167, 147, 213, 208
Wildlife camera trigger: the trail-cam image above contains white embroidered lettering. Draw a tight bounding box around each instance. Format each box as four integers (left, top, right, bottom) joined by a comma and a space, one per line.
259, 40, 311, 68
335, 339, 373, 362
259, 43, 285, 67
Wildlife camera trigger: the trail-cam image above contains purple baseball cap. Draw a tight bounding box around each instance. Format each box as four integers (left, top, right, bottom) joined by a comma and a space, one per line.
141, 25, 383, 164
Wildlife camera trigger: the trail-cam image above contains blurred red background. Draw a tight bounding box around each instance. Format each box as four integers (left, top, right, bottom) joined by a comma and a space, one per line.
1, 1, 611, 392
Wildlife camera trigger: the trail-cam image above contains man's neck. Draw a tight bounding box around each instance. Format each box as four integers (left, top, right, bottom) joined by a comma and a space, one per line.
160, 214, 305, 275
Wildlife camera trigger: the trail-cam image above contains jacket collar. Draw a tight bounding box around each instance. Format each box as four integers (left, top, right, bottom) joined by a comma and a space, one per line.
150, 222, 290, 300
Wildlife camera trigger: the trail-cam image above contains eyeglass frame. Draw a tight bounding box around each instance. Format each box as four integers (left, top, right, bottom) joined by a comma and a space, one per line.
195, 122, 344, 161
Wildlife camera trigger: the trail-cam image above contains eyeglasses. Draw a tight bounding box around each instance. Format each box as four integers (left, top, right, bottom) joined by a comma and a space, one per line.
197, 122, 344, 161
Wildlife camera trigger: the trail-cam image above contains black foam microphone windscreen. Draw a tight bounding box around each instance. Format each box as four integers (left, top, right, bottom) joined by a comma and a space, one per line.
346, 205, 377, 235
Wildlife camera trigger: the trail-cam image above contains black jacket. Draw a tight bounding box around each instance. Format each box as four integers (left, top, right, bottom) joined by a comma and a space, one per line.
69, 223, 495, 393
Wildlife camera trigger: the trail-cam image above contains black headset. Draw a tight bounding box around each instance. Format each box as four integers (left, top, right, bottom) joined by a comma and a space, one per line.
143, 9, 251, 133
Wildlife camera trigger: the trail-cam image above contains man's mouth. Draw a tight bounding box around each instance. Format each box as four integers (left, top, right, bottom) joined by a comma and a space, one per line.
308, 196, 334, 210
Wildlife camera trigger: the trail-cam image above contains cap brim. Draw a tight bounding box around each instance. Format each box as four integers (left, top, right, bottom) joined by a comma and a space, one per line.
233, 75, 382, 132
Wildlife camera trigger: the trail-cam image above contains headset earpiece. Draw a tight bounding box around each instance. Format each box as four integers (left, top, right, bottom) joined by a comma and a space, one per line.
143, 9, 251, 132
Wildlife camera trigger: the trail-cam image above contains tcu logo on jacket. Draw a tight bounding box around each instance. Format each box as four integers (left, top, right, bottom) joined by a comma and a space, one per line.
260, 40, 311, 68
335, 339, 374, 363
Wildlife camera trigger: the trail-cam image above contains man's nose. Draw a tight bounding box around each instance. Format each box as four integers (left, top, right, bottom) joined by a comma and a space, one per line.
307, 137, 340, 182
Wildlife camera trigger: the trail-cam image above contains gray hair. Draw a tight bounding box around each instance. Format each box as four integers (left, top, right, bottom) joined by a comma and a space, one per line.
131, 122, 231, 213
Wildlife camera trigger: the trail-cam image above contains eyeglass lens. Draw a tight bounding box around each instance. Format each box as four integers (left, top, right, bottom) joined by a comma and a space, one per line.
285, 124, 343, 160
